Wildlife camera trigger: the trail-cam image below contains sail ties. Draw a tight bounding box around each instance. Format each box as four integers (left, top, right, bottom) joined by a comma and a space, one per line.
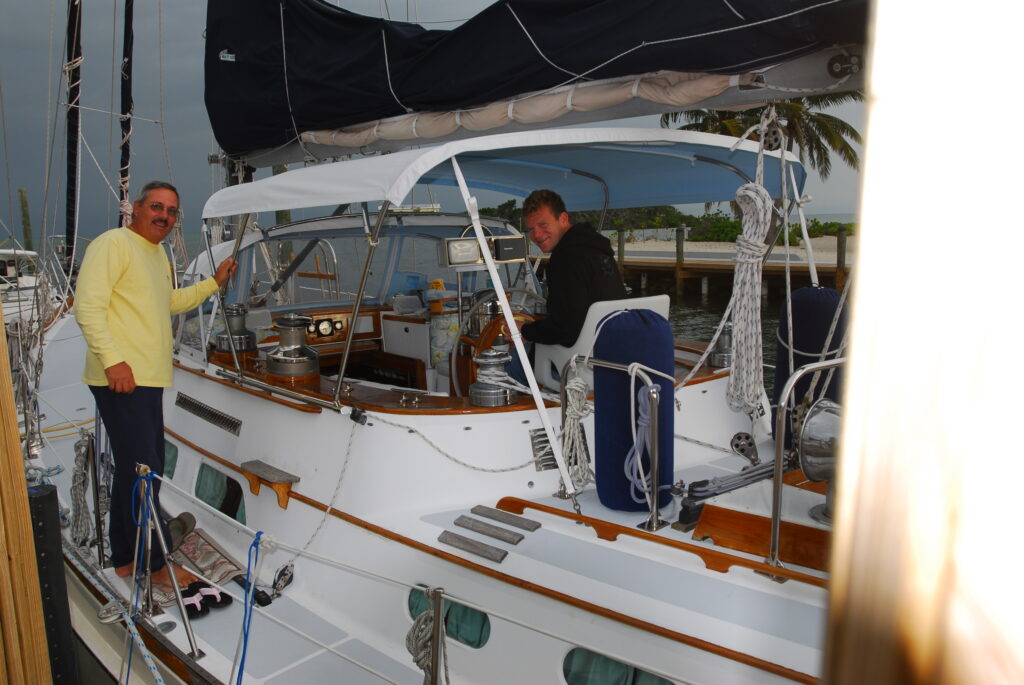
726, 182, 773, 415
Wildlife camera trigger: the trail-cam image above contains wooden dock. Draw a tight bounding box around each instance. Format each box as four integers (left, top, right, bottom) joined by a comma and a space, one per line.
539, 252, 849, 295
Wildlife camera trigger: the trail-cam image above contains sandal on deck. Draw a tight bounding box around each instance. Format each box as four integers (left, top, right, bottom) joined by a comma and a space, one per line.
185, 581, 233, 609
181, 591, 209, 619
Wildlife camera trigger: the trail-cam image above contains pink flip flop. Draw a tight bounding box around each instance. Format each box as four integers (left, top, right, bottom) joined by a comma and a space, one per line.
184, 581, 233, 609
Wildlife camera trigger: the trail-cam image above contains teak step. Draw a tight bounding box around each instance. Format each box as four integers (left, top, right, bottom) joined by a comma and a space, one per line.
470, 505, 541, 531
240, 459, 300, 510
454, 515, 525, 545
437, 530, 508, 563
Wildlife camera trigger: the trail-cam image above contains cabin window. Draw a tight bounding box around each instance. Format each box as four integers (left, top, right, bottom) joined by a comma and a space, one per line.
194, 464, 246, 524
408, 586, 490, 649
562, 648, 673, 685
163, 440, 178, 479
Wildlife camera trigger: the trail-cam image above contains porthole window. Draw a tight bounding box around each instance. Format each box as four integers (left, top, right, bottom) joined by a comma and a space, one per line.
194, 464, 246, 524
163, 440, 178, 479
407, 587, 490, 649
562, 648, 673, 685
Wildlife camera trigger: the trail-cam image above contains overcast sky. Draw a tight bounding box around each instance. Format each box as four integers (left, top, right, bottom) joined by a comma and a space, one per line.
0, 0, 864, 251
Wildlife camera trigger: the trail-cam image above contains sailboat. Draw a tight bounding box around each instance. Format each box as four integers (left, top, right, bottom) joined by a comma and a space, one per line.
19, 1, 870, 683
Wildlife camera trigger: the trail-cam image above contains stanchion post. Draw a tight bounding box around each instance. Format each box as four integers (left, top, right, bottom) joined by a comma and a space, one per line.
429, 587, 445, 685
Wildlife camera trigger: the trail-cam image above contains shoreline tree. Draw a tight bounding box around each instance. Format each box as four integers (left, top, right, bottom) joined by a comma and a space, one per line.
661, 92, 864, 182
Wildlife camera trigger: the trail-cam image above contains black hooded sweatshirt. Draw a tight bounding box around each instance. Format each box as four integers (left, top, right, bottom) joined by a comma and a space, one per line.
522, 222, 627, 347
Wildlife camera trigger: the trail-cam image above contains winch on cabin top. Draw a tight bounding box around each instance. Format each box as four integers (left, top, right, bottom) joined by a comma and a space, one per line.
267, 313, 320, 377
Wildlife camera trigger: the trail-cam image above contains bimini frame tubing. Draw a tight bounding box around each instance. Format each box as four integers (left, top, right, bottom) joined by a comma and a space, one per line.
332, 201, 392, 404
449, 157, 578, 496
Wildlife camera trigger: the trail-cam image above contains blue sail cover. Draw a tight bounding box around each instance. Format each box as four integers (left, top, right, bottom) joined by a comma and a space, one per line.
205, 0, 867, 158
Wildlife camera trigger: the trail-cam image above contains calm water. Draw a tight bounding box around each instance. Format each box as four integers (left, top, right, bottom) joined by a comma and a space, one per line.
668, 289, 783, 397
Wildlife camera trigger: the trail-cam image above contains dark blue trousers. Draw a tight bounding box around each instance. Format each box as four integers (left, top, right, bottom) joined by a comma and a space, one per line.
89, 385, 172, 573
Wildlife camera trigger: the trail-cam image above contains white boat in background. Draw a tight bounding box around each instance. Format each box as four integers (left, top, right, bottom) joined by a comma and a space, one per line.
2, 247, 55, 324
30, 126, 846, 684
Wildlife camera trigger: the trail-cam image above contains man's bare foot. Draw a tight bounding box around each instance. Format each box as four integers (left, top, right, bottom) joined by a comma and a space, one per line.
116, 562, 198, 587
151, 564, 199, 588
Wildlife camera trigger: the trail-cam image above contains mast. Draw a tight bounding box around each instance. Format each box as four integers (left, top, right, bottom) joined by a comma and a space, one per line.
118, 0, 134, 226
64, 0, 83, 270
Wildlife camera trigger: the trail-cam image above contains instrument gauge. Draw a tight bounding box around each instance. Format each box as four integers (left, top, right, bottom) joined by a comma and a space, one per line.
317, 319, 334, 337
334, 320, 344, 331
306, 323, 317, 334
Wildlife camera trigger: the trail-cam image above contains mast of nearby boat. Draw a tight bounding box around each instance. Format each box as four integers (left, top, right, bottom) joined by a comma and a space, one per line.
64, 0, 83, 271
118, 0, 134, 226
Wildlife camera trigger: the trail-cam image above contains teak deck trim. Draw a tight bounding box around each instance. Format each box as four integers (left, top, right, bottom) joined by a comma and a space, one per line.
161, 429, 815, 683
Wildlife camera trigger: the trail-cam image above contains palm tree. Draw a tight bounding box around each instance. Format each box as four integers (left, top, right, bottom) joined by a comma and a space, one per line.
661, 91, 863, 181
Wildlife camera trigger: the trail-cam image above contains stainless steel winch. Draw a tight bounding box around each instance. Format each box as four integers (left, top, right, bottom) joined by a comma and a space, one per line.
215, 303, 257, 354
266, 313, 319, 377
797, 398, 841, 525
469, 347, 514, 407
709, 321, 733, 368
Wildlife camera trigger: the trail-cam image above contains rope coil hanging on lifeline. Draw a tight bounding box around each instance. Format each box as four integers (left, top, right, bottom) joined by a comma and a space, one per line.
727, 183, 773, 415
562, 368, 594, 489
405, 587, 450, 685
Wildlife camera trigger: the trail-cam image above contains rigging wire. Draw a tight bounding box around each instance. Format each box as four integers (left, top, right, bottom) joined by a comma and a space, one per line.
278, 4, 317, 160
80, 132, 125, 204
156, 0, 173, 182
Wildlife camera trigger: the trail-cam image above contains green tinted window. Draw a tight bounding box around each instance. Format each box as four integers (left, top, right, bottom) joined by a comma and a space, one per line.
163, 440, 178, 479
408, 587, 490, 649
562, 648, 672, 685
194, 464, 246, 524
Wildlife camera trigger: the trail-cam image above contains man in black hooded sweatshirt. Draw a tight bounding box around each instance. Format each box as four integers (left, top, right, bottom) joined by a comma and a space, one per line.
517, 189, 627, 347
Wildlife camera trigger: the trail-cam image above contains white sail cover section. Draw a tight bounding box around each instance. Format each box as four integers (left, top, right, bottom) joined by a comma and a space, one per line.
301, 71, 753, 153
202, 127, 803, 219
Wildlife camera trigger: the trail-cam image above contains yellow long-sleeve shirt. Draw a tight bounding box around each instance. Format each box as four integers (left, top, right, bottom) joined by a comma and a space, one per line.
75, 227, 219, 387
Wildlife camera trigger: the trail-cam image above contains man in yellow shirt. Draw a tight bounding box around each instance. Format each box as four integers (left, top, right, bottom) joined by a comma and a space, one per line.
76, 181, 236, 590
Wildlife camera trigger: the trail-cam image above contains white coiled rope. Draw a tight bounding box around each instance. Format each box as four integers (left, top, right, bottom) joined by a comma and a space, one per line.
562, 374, 593, 489
727, 183, 773, 414
405, 589, 450, 685
69, 433, 92, 545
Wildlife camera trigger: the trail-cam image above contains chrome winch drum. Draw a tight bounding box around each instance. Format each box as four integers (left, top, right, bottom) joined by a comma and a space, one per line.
469, 347, 514, 407
797, 398, 841, 525
709, 321, 733, 368
267, 313, 319, 377
215, 303, 257, 353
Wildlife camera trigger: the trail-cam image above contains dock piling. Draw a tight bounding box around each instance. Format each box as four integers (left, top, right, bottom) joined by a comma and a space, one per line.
836, 227, 848, 291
